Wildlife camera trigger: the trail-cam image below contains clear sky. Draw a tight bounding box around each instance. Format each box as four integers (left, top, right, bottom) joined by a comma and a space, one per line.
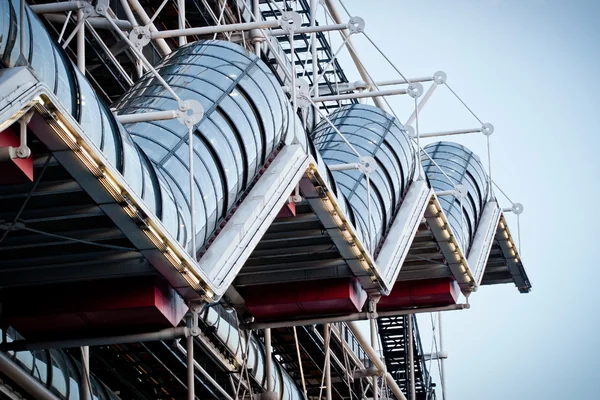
336, 0, 600, 399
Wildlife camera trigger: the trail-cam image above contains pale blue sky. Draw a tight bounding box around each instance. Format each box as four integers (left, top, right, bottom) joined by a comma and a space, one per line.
339, 0, 600, 398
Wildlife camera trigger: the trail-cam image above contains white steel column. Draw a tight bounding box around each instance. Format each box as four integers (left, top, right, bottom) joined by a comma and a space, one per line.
324, 323, 332, 400
76, 8, 85, 74
187, 332, 195, 399
265, 328, 274, 392
252, 0, 261, 55
408, 315, 416, 400
310, 0, 320, 124
439, 312, 447, 400
79, 346, 90, 400
370, 318, 379, 400
178, 0, 187, 46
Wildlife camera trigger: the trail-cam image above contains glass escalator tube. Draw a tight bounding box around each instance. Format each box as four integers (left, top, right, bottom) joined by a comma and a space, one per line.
310, 104, 416, 252
421, 141, 490, 253
1, 0, 294, 263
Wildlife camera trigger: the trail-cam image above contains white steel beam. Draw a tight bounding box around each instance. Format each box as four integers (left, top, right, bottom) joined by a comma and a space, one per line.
312, 87, 409, 102
150, 19, 280, 39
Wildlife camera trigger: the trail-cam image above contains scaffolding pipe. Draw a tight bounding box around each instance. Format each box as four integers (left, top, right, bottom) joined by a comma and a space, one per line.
2, 327, 189, 351
0, 352, 60, 400
323, 0, 386, 109
30, 1, 85, 14
312, 87, 408, 102
151, 19, 280, 40
347, 321, 408, 400
242, 304, 469, 330
126, 0, 172, 55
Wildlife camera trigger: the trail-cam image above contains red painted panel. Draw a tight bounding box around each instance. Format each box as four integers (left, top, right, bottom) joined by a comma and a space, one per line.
239, 278, 367, 321
1, 276, 188, 340
276, 201, 296, 218
378, 278, 460, 311
0, 127, 33, 184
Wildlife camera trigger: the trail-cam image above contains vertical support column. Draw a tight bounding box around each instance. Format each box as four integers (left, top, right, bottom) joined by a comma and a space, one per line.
79, 346, 90, 400
76, 8, 85, 74
407, 314, 416, 400
324, 323, 332, 400
252, 0, 262, 56
265, 328, 274, 393
439, 312, 446, 400
310, 0, 320, 124
178, 0, 187, 46
370, 318, 379, 400
187, 330, 194, 400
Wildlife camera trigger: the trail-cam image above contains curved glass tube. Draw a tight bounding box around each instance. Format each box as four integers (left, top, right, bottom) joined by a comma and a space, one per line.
203, 305, 302, 400
1, 328, 119, 400
421, 141, 489, 253
0, 0, 292, 261
311, 104, 416, 251
113, 40, 293, 257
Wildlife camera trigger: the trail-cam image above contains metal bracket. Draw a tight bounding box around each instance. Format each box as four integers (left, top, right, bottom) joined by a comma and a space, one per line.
433, 70, 447, 84
178, 100, 204, 128
407, 82, 424, 98
0, 110, 33, 162
481, 122, 494, 136
188, 302, 203, 337
358, 156, 377, 175
503, 202, 523, 215
347, 16, 365, 34
367, 297, 379, 319
129, 26, 152, 50
279, 11, 301, 33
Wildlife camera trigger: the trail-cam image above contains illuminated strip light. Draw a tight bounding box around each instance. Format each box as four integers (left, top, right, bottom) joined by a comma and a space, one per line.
33, 103, 214, 300
428, 198, 475, 286
310, 168, 379, 280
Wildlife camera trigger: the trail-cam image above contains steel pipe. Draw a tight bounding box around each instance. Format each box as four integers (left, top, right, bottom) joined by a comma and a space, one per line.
323, 0, 386, 109
187, 334, 194, 400
2, 327, 189, 351
347, 321, 408, 400
328, 163, 361, 171
44, 14, 133, 30
79, 346, 90, 400
0, 352, 60, 400
270, 23, 348, 37
416, 128, 482, 139
312, 87, 408, 102
151, 19, 280, 40
265, 328, 274, 392
241, 304, 469, 330
408, 315, 416, 400
115, 110, 181, 124
126, 0, 172, 55
76, 8, 85, 74
30, 1, 84, 14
